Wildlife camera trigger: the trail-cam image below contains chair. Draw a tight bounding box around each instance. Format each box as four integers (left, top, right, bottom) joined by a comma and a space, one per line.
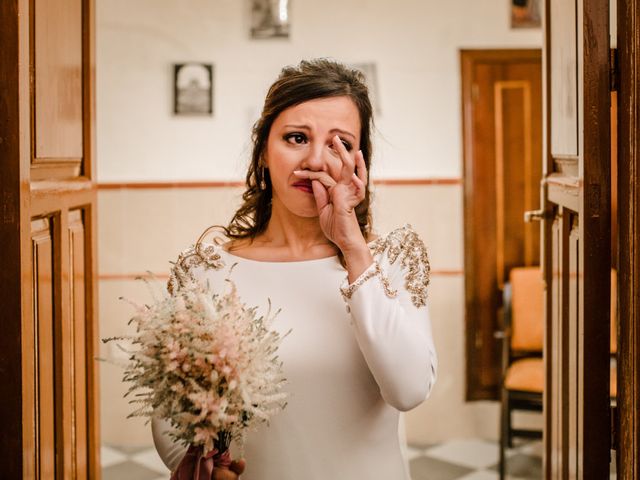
498, 267, 544, 480
498, 267, 618, 478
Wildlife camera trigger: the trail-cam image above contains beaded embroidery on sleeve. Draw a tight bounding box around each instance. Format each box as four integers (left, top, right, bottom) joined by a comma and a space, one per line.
167, 242, 226, 295
340, 225, 431, 308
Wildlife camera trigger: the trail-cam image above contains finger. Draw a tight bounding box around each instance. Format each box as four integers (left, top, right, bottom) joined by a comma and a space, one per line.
355, 150, 368, 186
229, 459, 246, 475
293, 170, 337, 189
311, 179, 330, 211
332, 136, 356, 184
352, 173, 365, 201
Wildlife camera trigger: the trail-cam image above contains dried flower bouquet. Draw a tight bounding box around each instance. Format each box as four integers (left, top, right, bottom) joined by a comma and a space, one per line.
104, 273, 288, 469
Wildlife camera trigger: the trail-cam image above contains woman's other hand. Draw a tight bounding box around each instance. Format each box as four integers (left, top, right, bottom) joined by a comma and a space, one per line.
213, 458, 246, 479
293, 135, 367, 251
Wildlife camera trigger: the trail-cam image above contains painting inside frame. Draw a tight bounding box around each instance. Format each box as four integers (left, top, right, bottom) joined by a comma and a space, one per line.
173, 63, 213, 116
511, 0, 541, 29
251, 0, 290, 39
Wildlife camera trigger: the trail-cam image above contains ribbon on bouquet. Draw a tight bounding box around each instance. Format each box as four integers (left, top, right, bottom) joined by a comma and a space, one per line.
171, 444, 232, 480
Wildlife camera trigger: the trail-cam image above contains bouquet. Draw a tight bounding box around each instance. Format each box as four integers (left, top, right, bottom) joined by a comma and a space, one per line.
104, 273, 289, 478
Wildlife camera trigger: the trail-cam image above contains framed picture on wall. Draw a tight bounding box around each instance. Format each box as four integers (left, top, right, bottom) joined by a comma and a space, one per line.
173, 63, 214, 116
511, 0, 541, 28
250, 0, 290, 39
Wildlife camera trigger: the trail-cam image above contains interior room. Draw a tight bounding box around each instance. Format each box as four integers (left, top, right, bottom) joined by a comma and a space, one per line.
97, 1, 543, 478
5, 0, 638, 478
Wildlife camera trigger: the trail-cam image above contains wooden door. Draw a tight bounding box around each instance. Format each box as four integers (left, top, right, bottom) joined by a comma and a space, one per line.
541, 0, 611, 477
0, 0, 100, 478
461, 50, 543, 400
616, 0, 640, 476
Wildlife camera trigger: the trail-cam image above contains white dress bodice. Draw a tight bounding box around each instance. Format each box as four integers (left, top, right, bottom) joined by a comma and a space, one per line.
152, 225, 437, 480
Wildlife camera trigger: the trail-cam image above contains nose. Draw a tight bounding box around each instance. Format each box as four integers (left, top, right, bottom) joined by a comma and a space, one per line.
300, 143, 326, 172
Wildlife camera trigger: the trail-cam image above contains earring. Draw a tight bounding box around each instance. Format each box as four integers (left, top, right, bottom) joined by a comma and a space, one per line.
259, 166, 267, 191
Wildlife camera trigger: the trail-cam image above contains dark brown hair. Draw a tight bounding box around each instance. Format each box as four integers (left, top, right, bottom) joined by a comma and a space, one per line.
219, 58, 375, 246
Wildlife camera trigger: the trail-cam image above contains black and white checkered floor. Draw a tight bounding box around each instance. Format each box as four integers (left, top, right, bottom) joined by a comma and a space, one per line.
102, 439, 550, 480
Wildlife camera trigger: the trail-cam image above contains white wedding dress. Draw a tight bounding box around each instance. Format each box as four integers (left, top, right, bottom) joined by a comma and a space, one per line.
152, 225, 437, 480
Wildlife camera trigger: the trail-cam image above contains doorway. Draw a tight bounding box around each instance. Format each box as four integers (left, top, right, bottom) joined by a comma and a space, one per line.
461, 49, 543, 401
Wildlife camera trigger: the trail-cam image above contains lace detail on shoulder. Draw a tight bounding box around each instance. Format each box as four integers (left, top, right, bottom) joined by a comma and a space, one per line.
368, 224, 431, 308
167, 242, 226, 294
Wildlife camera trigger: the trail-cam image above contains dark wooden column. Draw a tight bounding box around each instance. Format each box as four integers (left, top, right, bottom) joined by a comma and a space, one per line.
617, 0, 640, 476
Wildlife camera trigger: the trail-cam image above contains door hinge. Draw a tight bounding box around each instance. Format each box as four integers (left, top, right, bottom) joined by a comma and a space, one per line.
610, 48, 618, 92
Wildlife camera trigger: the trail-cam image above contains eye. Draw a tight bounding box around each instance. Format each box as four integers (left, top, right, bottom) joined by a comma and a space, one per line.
330, 138, 353, 152
340, 139, 353, 151
284, 133, 308, 145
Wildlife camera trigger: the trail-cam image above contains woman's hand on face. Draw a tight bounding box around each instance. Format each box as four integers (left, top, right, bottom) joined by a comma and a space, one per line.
293, 135, 368, 253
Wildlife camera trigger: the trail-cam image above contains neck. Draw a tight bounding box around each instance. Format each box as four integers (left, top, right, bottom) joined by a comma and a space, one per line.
260, 199, 334, 256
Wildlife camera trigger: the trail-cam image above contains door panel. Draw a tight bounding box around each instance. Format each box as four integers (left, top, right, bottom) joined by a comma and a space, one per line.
542, 0, 611, 476
32, 217, 56, 479
549, 0, 578, 156
33, 0, 84, 178
70, 209, 89, 478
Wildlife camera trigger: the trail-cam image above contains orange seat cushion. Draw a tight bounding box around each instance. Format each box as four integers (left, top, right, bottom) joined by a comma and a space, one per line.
504, 358, 544, 393
505, 358, 618, 397
510, 267, 544, 352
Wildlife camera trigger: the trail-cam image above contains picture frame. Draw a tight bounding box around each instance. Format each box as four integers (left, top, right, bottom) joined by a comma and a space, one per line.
250, 0, 290, 39
511, 0, 541, 29
173, 63, 214, 116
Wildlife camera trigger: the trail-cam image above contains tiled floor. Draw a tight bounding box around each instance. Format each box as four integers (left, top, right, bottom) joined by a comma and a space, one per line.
407, 439, 542, 480
101, 445, 169, 480
102, 439, 544, 480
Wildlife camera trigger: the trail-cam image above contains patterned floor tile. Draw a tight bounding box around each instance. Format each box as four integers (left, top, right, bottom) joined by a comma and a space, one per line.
455, 471, 500, 480
410, 455, 474, 480
131, 448, 170, 475
488, 452, 542, 478
103, 460, 168, 480
517, 440, 543, 457
425, 439, 501, 470
100, 445, 127, 468
407, 445, 428, 461
114, 445, 154, 455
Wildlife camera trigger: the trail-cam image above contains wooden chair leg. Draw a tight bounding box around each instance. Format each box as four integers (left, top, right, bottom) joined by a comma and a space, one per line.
499, 388, 509, 479
506, 395, 514, 448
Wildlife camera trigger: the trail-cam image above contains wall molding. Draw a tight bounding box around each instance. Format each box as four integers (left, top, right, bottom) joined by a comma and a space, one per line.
98, 269, 464, 281
97, 178, 463, 190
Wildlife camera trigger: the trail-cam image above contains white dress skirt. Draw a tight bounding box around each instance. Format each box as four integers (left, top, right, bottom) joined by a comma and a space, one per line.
152, 225, 438, 480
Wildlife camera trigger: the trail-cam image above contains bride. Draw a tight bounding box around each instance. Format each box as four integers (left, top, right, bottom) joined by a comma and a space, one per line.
153, 58, 438, 480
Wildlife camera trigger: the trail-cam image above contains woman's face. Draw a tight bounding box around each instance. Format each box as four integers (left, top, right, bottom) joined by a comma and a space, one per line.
264, 96, 362, 218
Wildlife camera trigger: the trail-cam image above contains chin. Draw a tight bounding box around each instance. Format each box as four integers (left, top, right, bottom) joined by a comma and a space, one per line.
290, 206, 319, 218
272, 192, 318, 218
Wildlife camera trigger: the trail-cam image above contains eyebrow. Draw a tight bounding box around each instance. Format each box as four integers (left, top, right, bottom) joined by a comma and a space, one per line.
283, 124, 357, 141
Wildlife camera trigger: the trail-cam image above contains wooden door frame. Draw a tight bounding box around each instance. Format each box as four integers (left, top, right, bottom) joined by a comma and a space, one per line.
617, 0, 640, 476
461, 48, 542, 400
0, 0, 100, 477
0, 0, 33, 477
541, 0, 612, 475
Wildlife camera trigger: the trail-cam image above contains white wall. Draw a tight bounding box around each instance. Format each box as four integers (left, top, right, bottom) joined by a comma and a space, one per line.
96, 0, 544, 447
97, 0, 541, 182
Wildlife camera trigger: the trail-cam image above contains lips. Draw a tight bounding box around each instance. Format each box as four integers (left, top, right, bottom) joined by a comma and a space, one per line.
292, 179, 313, 194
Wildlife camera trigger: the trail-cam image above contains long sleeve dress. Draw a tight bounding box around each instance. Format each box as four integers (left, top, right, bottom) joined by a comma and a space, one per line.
152, 225, 438, 480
